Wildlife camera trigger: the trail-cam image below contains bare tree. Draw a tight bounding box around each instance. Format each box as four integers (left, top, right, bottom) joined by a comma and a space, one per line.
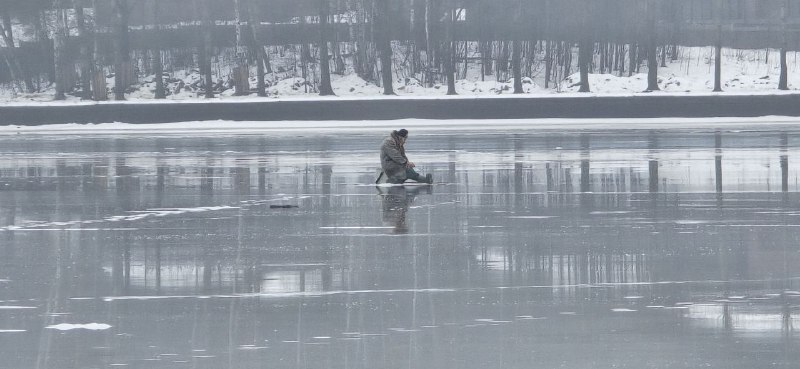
113, 0, 131, 100
424, 0, 434, 87
712, 1, 722, 92
151, 0, 165, 99
318, 0, 335, 95
779, 0, 789, 90
90, 0, 107, 100
544, 41, 552, 88
0, 7, 31, 93
511, 0, 523, 94
779, 48, 788, 90
713, 39, 722, 92
75, 1, 92, 99
53, 0, 67, 100
376, 0, 394, 95
233, 0, 250, 96
512, 40, 522, 93
444, 2, 456, 95
578, 40, 590, 92
646, 45, 659, 91
408, 0, 418, 74
246, 0, 267, 96
577, 0, 592, 93
645, 0, 659, 91
628, 44, 637, 77
200, 0, 214, 98
319, 0, 334, 96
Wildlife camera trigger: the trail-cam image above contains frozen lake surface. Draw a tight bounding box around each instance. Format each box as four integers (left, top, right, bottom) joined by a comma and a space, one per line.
1, 123, 799, 369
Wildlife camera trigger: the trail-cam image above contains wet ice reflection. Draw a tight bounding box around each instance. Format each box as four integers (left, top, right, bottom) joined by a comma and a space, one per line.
0, 128, 799, 369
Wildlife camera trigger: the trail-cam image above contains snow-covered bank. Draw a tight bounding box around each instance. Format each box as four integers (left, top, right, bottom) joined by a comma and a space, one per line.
3, 116, 800, 136
2, 87, 800, 108
2, 47, 799, 104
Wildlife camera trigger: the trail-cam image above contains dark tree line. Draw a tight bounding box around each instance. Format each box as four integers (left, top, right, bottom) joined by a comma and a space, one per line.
0, 0, 797, 101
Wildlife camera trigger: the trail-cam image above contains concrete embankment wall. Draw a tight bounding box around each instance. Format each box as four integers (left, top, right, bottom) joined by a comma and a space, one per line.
2, 95, 800, 125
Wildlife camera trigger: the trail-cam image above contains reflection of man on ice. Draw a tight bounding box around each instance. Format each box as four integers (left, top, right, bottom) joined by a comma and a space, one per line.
382, 186, 412, 233
381, 185, 430, 234
378, 129, 433, 184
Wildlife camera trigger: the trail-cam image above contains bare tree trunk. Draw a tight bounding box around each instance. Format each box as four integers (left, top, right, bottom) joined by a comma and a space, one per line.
424, 0, 433, 87
347, 1, 366, 78
544, 41, 551, 88
628, 43, 636, 77
0, 10, 29, 93
525, 41, 534, 77
255, 45, 266, 96
32, 10, 55, 87
75, 5, 92, 100
599, 42, 606, 74
578, 40, 590, 92
713, 43, 722, 92
497, 41, 509, 76
300, 15, 311, 93
512, 40, 522, 93
645, 0, 660, 91
779, 1, 789, 90
244, 0, 267, 96
563, 42, 572, 79
409, 0, 418, 74
712, 0, 723, 92
482, 41, 492, 78
151, 0, 166, 99
113, 0, 130, 100
151, 50, 165, 99
646, 45, 659, 91
318, 0, 335, 95
333, 42, 346, 74
201, 0, 214, 98
445, 3, 456, 95
462, 41, 468, 80
91, 0, 107, 101
54, 3, 67, 100
233, 0, 250, 96
376, 0, 394, 95
779, 48, 788, 90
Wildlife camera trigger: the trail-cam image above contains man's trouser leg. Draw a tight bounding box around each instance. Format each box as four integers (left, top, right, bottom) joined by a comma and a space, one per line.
406, 168, 424, 182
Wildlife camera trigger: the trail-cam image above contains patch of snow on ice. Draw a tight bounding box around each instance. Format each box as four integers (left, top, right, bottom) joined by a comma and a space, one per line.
46, 323, 112, 331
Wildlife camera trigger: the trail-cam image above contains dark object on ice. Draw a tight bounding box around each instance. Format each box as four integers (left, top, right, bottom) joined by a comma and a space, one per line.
397, 129, 408, 137
270, 205, 299, 209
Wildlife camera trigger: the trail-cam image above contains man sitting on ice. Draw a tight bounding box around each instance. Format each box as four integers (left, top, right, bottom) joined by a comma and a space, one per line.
379, 129, 433, 184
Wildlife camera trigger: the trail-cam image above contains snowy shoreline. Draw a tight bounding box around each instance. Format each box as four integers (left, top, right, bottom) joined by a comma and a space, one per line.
2, 88, 800, 108
3, 116, 800, 136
